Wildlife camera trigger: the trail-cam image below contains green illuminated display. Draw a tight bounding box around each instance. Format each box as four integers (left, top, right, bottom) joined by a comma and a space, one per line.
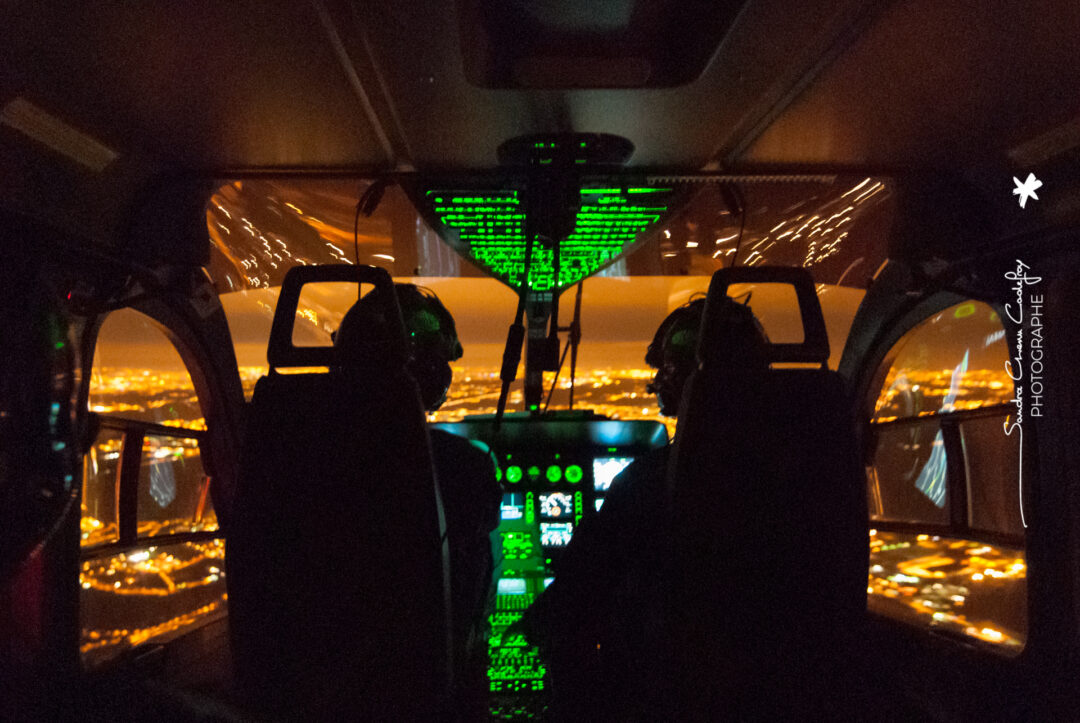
488, 591, 546, 693
545, 465, 562, 483
427, 186, 674, 291
500, 531, 534, 561
506, 465, 523, 483
527, 465, 541, 482
573, 491, 583, 525
488, 590, 546, 698
565, 465, 583, 484
525, 492, 535, 524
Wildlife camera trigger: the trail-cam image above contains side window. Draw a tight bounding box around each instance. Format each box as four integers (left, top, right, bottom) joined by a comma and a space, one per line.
80, 309, 226, 668
865, 301, 1025, 654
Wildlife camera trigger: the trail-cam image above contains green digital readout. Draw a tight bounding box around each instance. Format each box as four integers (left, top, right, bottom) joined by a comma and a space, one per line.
426, 186, 674, 291
500, 531, 534, 561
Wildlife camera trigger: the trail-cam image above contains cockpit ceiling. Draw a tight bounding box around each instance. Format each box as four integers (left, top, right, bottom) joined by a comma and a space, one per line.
6, 0, 1078, 172
740, 0, 1080, 171
2, 1, 1078, 243
455, 0, 749, 89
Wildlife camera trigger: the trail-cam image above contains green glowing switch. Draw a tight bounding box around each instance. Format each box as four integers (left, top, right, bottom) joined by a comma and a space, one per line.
525, 492, 535, 524
506, 465, 523, 483
527, 465, 541, 482
565, 465, 583, 484
546, 465, 562, 483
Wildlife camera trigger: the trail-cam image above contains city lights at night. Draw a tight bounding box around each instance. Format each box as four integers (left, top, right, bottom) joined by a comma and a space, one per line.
81, 359, 224, 667
79, 540, 227, 667
867, 530, 1025, 651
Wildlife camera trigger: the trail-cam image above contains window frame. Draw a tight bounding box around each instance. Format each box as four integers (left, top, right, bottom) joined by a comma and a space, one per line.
77, 304, 230, 670
859, 293, 1030, 656
867, 402, 1022, 548
80, 303, 225, 561
80, 415, 218, 560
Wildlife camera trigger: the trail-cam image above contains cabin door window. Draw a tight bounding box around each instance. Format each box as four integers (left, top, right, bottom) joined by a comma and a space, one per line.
79, 309, 226, 669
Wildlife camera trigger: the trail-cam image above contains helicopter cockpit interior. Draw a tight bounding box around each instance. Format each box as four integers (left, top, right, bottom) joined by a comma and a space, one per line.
3, 0, 1080, 720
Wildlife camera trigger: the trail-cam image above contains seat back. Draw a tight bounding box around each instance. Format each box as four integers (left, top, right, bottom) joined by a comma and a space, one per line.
227, 265, 451, 719
666, 267, 867, 719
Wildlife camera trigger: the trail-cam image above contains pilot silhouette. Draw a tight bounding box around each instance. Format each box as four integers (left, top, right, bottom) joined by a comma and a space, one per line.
335, 283, 500, 719
521, 294, 767, 720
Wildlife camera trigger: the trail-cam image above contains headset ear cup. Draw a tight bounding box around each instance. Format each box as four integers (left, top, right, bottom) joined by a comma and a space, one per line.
433, 362, 452, 409
646, 312, 678, 368
408, 354, 453, 411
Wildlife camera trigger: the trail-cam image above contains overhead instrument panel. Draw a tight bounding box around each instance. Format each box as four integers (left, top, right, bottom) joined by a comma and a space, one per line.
415, 183, 679, 292
403, 133, 682, 293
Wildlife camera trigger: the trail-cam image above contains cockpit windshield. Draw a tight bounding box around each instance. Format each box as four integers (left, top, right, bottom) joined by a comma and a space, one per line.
206, 174, 893, 290
204, 175, 884, 431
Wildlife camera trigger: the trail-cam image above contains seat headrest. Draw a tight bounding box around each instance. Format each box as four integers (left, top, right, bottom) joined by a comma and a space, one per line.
266, 264, 409, 371
699, 267, 830, 367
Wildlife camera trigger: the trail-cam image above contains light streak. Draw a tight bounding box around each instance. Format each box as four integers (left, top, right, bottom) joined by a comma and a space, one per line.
841, 178, 871, 198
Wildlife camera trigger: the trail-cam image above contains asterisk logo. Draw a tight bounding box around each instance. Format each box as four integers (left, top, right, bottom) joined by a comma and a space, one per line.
1012, 172, 1043, 209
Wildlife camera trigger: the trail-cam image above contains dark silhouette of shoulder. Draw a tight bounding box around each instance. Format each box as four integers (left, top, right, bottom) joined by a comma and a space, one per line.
428, 428, 500, 540
427, 428, 501, 718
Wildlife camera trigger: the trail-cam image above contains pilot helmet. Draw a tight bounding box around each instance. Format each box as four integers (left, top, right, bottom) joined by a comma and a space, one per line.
646, 297, 707, 417
335, 283, 463, 411
646, 294, 768, 416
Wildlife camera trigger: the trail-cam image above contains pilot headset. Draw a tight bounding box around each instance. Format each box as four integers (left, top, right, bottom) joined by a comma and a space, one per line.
334, 284, 463, 411
394, 284, 462, 411
646, 293, 768, 372
646, 295, 708, 370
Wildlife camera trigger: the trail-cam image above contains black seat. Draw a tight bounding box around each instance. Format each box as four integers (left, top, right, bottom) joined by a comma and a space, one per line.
227, 265, 452, 719
665, 267, 867, 720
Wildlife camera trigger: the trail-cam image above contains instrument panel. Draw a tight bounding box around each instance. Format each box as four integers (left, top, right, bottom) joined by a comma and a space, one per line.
431, 416, 667, 717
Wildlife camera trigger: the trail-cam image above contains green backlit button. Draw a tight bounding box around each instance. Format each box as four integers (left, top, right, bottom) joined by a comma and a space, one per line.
495, 467, 503, 482
565, 465, 583, 484
506, 466, 523, 483
546, 465, 562, 483
527, 465, 541, 482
